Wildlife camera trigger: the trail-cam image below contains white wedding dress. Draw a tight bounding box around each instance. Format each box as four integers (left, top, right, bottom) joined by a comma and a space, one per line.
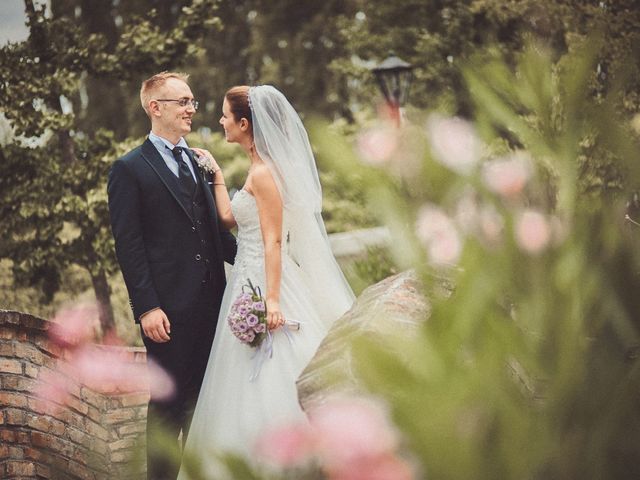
178, 188, 330, 478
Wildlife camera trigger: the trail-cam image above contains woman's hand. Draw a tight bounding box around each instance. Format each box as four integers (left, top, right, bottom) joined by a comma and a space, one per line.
266, 299, 285, 330
192, 147, 221, 174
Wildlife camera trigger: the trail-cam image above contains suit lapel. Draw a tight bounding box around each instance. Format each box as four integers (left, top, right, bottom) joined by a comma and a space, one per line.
141, 139, 195, 222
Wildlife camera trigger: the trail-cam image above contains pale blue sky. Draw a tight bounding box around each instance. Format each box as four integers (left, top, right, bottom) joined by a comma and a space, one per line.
0, 0, 48, 46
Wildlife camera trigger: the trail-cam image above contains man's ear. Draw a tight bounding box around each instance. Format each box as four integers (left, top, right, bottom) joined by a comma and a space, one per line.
148, 100, 161, 117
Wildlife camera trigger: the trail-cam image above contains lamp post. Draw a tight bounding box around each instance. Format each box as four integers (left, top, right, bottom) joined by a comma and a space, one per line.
371, 53, 414, 126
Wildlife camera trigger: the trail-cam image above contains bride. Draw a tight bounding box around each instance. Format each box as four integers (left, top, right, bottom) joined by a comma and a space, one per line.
177, 85, 354, 477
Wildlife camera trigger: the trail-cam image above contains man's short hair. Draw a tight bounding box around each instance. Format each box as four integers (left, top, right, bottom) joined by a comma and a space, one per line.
140, 71, 190, 117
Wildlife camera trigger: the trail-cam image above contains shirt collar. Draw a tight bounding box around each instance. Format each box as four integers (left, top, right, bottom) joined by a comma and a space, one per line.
148, 131, 189, 151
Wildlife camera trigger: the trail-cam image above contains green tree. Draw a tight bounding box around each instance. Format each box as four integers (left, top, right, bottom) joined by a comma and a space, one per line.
0, 0, 222, 335
331, 0, 640, 122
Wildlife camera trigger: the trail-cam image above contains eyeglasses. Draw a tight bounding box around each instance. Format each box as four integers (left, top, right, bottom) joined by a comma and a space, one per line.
155, 98, 199, 110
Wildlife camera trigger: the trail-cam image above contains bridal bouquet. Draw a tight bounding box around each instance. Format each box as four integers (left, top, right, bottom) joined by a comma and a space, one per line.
228, 279, 300, 380
227, 279, 268, 348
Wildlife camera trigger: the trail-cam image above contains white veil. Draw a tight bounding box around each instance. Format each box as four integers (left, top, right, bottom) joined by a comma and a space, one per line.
249, 85, 355, 326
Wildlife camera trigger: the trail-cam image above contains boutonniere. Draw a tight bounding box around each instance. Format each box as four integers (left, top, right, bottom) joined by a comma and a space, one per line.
193, 151, 217, 175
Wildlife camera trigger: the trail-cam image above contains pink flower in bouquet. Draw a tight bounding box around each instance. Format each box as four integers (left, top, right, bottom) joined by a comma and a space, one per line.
426, 114, 481, 175
48, 303, 99, 348
482, 151, 532, 199
309, 397, 400, 470
515, 209, 551, 254
416, 204, 462, 265
246, 314, 259, 327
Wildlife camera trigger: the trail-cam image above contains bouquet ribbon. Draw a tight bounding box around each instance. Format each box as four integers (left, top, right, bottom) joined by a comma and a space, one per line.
249, 322, 297, 382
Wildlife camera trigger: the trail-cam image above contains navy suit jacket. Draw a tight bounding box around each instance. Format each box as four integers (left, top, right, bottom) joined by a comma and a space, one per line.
107, 138, 237, 322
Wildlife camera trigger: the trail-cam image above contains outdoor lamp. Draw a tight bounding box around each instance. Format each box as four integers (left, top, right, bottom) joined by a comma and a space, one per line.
371, 53, 414, 115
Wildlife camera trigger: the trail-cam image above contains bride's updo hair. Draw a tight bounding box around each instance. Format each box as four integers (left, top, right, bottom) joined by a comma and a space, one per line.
225, 86, 252, 135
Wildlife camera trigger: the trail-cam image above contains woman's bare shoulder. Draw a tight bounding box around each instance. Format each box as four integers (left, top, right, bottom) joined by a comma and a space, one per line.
249, 163, 277, 193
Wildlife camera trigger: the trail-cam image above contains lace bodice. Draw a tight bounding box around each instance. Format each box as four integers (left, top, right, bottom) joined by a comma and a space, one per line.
231, 189, 265, 268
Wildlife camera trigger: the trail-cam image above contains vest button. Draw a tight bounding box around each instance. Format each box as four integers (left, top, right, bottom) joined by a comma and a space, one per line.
195, 254, 202, 261
191, 226, 196, 232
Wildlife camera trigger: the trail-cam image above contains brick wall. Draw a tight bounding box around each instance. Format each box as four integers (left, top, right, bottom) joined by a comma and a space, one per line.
0, 310, 149, 479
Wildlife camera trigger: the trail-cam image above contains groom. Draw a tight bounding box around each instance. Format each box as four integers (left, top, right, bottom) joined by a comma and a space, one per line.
107, 71, 236, 479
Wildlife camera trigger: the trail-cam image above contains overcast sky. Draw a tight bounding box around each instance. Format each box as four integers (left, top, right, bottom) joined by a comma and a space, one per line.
0, 0, 47, 46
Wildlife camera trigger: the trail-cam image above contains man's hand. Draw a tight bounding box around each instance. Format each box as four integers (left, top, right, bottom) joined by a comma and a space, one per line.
140, 308, 171, 343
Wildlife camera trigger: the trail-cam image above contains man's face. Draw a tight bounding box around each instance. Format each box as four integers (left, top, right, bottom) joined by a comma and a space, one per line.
153, 78, 196, 138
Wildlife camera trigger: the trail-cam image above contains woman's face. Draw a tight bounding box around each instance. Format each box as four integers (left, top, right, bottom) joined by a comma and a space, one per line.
219, 97, 246, 144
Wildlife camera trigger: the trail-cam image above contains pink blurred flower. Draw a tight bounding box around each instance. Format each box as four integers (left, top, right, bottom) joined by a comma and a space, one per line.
71, 346, 119, 390
146, 358, 176, 401
426, 114, 481, 174
309, 397, 399, 470
34, 302, 175, 414
416, 204, 462, 265
356, 126, 399, 165
515, 209, 551, 254
48, 303, 99, 348
479, 204, 505, 246
255, 422, 314, 468
429, 230, 462, 266
253, 396, 414, 479
34, 369, 72, 412
71, 346, 174, 399
328, 452, 414, 480
482, 151, 532, 199
34, 346, 175, 408
454, 190, 480, 234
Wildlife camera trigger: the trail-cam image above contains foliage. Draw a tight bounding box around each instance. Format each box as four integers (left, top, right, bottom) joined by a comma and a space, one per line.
331, 0, 640, 119
343, 246, 398, 296
335, 43, 640, 479
0, 0, 222, 333
180, 38, 640, 480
